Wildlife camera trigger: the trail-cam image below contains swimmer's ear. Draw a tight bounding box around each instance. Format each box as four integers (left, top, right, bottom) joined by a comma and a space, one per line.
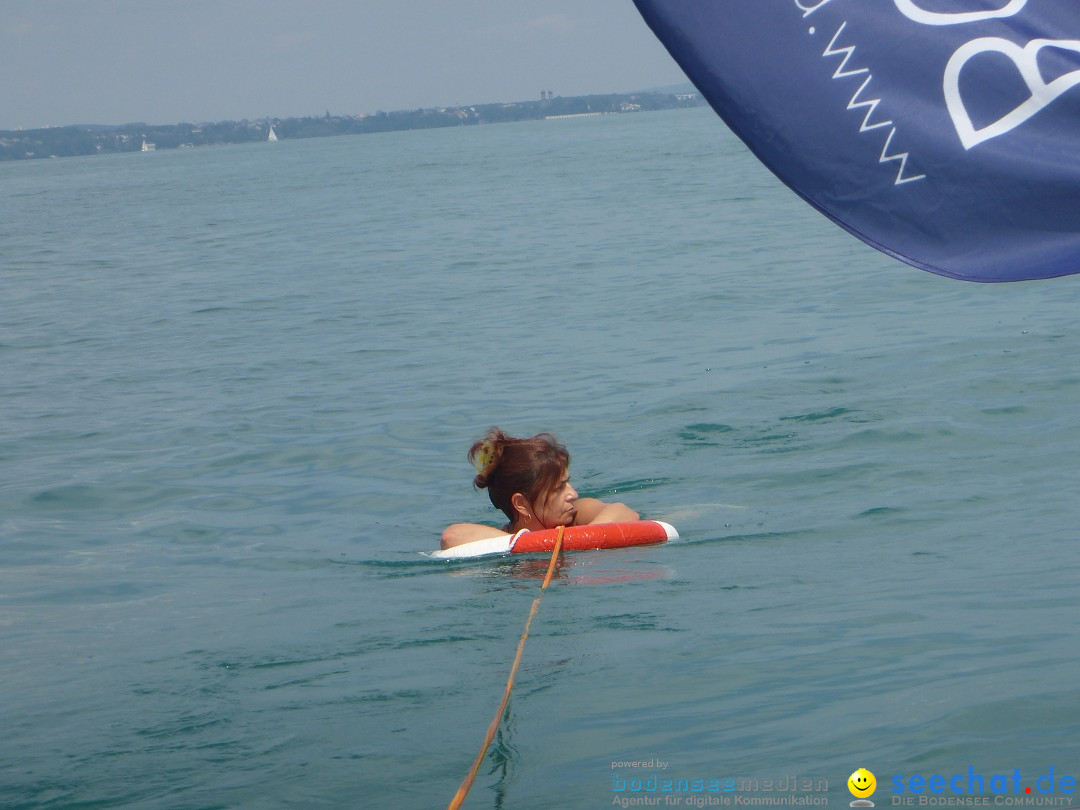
510, 493, 531, 519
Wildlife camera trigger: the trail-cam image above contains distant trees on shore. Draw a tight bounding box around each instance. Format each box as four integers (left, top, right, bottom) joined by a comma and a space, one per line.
0, 92, 704, 162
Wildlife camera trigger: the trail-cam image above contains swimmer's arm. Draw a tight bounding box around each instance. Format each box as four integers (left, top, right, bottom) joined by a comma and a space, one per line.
441, 523, 506, 549
573, 497, 639, 525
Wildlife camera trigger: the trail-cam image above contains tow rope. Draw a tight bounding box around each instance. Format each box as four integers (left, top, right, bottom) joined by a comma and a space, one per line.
447, 525, 565, 809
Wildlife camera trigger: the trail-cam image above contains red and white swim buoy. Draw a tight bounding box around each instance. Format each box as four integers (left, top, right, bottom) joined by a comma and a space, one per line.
432, 520, 678, 560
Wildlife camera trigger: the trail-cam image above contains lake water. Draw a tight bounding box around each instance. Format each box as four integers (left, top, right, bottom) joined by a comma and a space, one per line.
3, 107, 1079, 809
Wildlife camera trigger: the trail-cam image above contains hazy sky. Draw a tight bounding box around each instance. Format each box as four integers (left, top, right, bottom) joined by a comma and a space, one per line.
0, 0, 689, 130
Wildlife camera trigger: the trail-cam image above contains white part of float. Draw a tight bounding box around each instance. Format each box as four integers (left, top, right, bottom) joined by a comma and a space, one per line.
430, 532, 517, 560
656, 521, 679, 541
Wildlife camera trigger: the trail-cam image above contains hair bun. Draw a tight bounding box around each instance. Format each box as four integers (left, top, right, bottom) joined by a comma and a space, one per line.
470, 434, 503, 489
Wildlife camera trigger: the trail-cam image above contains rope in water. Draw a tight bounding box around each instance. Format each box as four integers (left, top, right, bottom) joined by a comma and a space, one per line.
447, 525, 565, 810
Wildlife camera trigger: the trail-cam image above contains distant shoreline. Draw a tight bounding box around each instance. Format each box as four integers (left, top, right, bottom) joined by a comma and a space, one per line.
0, 90, 705, 163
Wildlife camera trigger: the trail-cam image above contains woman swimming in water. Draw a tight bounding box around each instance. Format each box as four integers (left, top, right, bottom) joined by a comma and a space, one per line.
440, 427, 639, 549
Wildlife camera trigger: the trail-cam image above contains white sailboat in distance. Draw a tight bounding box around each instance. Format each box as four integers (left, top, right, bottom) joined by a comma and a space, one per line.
267, 125, 278, 142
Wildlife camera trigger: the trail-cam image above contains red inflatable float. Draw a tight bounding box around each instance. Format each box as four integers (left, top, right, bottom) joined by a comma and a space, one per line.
432, 520, 678, 560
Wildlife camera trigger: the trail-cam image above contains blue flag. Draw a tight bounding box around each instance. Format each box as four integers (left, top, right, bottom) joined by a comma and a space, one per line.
632, 1, 1080, 282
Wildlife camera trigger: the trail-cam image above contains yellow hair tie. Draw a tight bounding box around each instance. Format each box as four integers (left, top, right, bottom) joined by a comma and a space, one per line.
473, 441, 495, 476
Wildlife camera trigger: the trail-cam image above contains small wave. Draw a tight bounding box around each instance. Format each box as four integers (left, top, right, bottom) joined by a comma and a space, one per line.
595, 477, 675, 494
779, 406, 859, 422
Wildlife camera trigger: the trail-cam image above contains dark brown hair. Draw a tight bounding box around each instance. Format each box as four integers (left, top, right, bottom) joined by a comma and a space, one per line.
468, 427, 570, 521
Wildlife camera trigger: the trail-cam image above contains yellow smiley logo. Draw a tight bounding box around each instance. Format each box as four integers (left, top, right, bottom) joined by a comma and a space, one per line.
848, 768, 877, 798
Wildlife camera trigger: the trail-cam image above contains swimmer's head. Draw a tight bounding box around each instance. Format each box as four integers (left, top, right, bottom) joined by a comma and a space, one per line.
469, 428, 571, 525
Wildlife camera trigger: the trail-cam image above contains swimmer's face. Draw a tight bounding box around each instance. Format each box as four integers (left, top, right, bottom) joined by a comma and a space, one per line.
534, 472, 578, 528
848, 769, 876, 799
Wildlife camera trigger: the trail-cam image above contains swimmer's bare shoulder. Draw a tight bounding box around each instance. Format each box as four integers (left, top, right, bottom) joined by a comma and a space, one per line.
573, 498, 639, 525
441, 523, 507, 549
